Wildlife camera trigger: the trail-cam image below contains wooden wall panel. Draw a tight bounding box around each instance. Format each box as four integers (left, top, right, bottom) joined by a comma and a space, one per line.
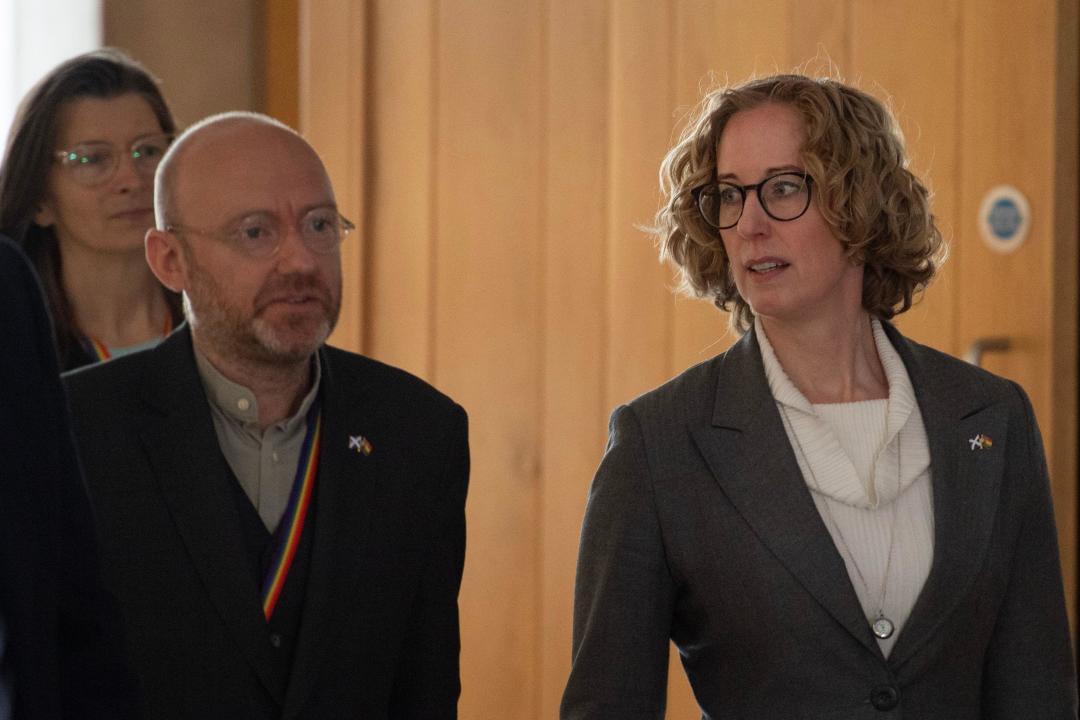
957, 0, 1076, 629
103, 1, 258, 128
367, 0, 435, 378
258, 0, 300, 129
539, 2, 610, 715
1051, 0, 1079, 636
607, 1, 676, 407
300, 0, 365, 353
788, 0, 849, 71
292, 1, 1078, 715
433, 2, 545, 716
850, 1, 960, 355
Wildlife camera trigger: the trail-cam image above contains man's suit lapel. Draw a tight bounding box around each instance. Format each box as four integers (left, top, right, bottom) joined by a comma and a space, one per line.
883, 326, 1005, 669
137, 328, 283, 704
689, 330, 883, 657
283, 349, 382, 717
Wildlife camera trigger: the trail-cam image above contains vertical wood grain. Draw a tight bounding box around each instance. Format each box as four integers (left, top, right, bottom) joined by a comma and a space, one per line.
606, 0, 676, 409
540, 1, 610, 716
259, 0, 300, 129
103, 0, 258, 127
433, 1, 545, 716
1050, 0, 1078, 637
957, 0, 1076, 634
291, 2, 1078, 712
299, 0, 365, 353
850, 0, 960, 355
787, 0, 849, 72
367, 0, 435, 379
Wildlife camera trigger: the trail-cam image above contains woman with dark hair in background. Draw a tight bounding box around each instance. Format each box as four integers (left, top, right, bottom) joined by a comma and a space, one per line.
0, 48, 181, 370
561, 74, 1076, 718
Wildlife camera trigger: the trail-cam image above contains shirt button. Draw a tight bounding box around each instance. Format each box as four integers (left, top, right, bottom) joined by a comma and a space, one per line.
272, 452, 280, 463
237, 398, 251, 411
269, 633, 282, 648
870, 685, 900, 711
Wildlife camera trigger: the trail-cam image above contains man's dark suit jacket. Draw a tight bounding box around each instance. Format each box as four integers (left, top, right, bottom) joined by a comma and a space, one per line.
0, 235, 139, 719
64, 326, 469, 719
562, 323, 1077, 719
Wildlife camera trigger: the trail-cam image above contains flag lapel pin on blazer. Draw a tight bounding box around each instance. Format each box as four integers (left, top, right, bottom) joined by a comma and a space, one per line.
968, 433, 993, 451
349, 435, 373, 456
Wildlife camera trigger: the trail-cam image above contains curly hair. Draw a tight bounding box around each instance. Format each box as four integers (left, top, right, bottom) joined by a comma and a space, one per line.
654, 74, 945, 333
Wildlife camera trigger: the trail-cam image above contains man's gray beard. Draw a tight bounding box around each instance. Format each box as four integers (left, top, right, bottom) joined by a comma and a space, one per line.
182, 286, 339, 368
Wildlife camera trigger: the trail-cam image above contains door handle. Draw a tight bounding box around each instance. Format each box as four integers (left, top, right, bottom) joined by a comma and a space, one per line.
964, 337, 1011, 367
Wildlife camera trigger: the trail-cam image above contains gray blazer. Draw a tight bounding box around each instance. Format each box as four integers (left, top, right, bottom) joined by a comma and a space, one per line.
561, 324, 1076, 719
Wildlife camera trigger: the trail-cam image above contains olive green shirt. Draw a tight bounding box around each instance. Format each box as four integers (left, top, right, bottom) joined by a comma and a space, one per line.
193, 348, 321, 532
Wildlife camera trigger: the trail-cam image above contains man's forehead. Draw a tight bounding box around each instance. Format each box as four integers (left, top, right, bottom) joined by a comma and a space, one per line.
172, 121, 334, 218
183, 121, 319, 173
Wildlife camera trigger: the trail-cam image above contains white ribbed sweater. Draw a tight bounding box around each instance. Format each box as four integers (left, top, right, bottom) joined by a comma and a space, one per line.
756, 318, 934, 657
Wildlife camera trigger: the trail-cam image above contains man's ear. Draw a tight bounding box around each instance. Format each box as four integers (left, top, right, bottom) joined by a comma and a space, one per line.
145, 228, 187, 293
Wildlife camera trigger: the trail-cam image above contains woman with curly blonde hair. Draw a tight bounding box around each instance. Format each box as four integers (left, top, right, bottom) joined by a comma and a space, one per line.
562, 74, 1076, 719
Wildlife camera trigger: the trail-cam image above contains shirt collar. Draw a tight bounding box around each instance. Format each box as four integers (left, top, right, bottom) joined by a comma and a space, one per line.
193, 346, 321, 432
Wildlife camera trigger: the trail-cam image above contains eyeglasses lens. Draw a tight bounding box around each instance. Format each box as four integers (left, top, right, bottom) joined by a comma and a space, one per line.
228, 210, 353, 258
59, 134, 172, 187
697, 173, 810, 229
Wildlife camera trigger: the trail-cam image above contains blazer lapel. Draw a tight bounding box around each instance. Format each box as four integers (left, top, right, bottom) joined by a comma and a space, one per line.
883, 327, 1005, 668
283, 349, 382, 716
689, 330, 882, 657
137, 328, 283, 704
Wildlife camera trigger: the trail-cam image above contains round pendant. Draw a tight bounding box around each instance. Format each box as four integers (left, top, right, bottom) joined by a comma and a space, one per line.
872, 616, 895, 639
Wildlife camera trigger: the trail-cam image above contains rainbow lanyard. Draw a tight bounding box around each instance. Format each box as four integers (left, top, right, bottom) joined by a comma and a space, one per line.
86, 335, 111, 361
261, 403, 322, 620
82, 315, 174, 363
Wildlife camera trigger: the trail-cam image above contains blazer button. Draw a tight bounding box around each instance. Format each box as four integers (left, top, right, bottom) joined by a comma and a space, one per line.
269, 633, 283, 648
870, 685, 900, 711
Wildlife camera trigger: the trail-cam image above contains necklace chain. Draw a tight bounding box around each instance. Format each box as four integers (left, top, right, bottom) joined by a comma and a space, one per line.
779, 404, 901, 637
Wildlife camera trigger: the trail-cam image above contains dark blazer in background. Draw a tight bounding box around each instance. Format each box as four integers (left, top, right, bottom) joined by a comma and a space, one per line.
562, 323, 1077, 719
64, 326, 469, 719
0, 235, 139, 720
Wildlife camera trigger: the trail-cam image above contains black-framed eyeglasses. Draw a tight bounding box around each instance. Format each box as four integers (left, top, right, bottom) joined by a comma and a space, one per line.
694, 172, 813, 230
54, 133, 174, 187
166, 208, 355, 258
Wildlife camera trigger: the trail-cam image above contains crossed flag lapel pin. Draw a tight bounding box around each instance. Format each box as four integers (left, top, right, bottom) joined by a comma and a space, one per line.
968, 433, 993, 451
349, 435, 373, 456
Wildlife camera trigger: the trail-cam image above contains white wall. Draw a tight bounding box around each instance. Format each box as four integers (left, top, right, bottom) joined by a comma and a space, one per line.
0, 0, 101, 159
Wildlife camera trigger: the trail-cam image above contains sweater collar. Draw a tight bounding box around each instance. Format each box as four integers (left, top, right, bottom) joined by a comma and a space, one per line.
755, 316, 929, 508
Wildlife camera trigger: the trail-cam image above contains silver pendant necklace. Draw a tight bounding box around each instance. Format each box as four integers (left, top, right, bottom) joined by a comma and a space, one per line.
780, 404, 900, 641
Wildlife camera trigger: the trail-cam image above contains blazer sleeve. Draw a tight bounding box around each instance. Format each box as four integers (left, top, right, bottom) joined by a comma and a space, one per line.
560, 405, 675, 720
980, 382, 1078, 718
389, 402, 470, 719
0, 239, 140, 720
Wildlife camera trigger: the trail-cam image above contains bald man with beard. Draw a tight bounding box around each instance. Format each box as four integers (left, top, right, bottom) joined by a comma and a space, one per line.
63, 113, 469, 719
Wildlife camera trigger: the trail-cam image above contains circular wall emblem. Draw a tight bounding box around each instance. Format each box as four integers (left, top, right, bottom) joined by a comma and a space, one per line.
978, 185, 1030, 254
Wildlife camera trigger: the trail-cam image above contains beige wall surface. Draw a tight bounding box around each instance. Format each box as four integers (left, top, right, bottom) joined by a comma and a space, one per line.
103, 0, 259, 128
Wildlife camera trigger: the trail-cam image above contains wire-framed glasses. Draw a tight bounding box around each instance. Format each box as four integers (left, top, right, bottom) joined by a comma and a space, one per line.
694, 172, 813, 230
166, 208, 355, 258
54, 133, 173, 187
